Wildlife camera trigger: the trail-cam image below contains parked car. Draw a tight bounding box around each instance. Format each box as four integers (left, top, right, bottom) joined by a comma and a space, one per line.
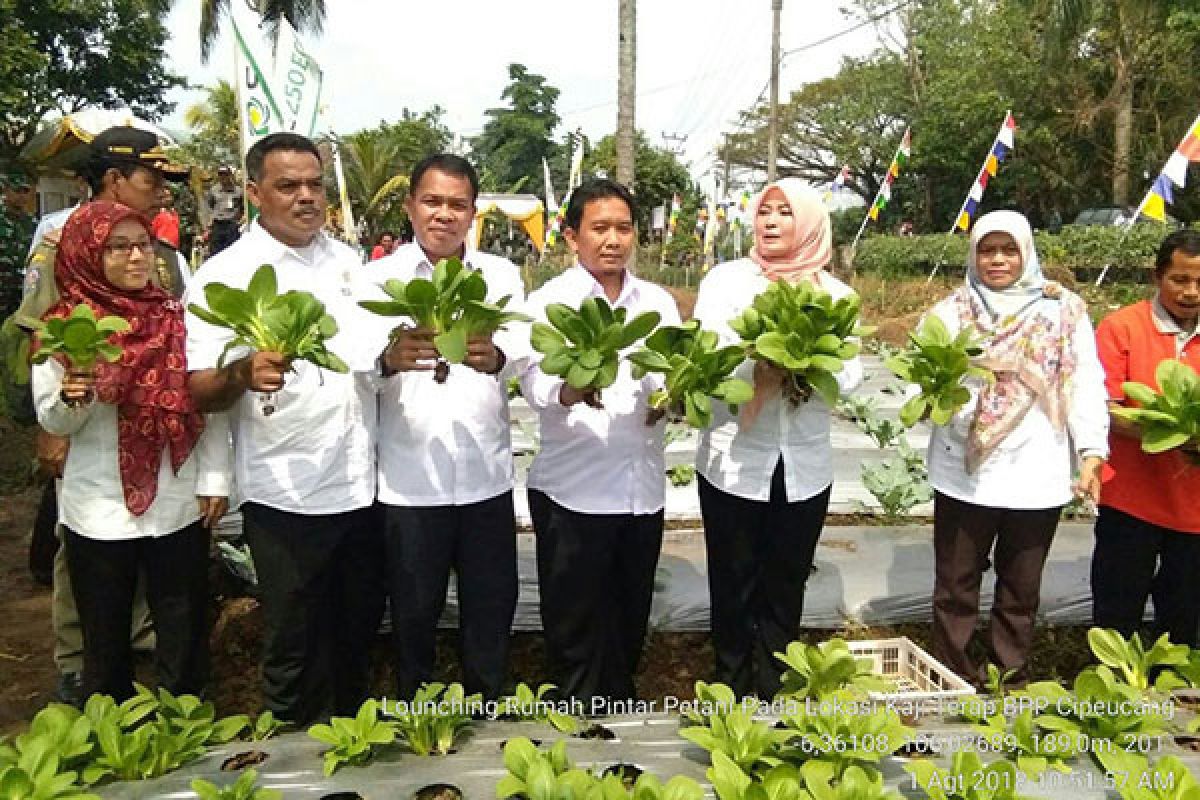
1072, 206, 1182, 227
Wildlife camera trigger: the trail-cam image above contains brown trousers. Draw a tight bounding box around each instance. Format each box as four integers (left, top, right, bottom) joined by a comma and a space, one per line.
931, 492, 1062, 684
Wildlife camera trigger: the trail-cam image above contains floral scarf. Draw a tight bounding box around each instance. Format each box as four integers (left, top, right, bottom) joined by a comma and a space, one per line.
43, 201, 204, 515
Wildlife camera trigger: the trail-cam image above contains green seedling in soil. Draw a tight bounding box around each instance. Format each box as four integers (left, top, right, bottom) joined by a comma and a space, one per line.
495, 738, 593, 800
972, 709, 1082, 779
0, 709, 99, 800
904, 749, 1034, 800
626, 772, 705, 800
679, 704, 787, 776
706, 755, 802, 800
188, 263, 348, 374
360, 257, 530, 382
1087, 628, 1189, 693
308, 699, 395, 776
681, 681, 744, 727
1094, 750, 1200, 800
496, 682, 578, 733
729, 281, 873, 407
246, 711, 285, 742
392, 682, 478, 756
628, 320, 754, 428
1020, 665, 1171, 762
860, 442, 932, 522
191, 769, 281, 800
773, 638, 893, 701
1111, 360, 1200, 461
886, 315, 994, 427
31, 304, 128, 370
777, 690, 911, 779
531, 297, 660, 405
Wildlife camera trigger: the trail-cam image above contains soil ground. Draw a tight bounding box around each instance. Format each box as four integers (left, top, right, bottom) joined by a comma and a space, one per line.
0, 275, 1133, 734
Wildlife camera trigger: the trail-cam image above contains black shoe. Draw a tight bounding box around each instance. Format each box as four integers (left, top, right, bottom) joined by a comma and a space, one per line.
55, 672, 84, 708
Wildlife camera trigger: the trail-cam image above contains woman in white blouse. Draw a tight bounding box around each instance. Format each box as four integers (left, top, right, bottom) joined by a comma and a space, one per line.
692, 179, 863, 699
920, 210, 1107, 685
33, 201, 230, 702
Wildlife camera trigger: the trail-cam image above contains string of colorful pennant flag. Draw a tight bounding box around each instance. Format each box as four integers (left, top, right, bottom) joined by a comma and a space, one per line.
851, 127, 911, 248
952, 110, 1016, 233
1132, 112, 1200, 223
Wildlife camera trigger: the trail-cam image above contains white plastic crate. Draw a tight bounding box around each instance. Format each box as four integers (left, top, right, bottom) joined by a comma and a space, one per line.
847, 637, 975, 709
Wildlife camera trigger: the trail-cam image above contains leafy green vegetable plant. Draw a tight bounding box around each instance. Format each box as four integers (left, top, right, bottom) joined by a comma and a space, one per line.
627, 320, 753, 427
971, 709, 1082, 778
777, 691, 911, 779
246, 711, 285, 742
496, 737, 703, 800
1087, 628, 1189, 693
495, 737, 578, 799
188, 263, 348, 374
0, 722, 99, 800
860, 443, 932, 522
531, 297, 660, 402
679, 704, 787, 775
496, 682, 578, 733
773, 638, 893, 701
307, 699, 395, 776
885, 315, 994, 427
680, 681, 743, 727
359, 257, 530, 382
31, 304, 128, 369
191, 769, 281, 800
729, 281, 873, 407
1094, 750, 1200, 800
666, 464, 697, 488
1111, 360, 1200, 458
391, 682, 478, 756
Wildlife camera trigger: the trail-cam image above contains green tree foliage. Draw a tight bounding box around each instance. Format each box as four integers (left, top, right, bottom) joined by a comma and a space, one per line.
199, 0, 326, 62
0, 0, 181, 170
340, 108, 452, 242
723, 0, 1200, 229
472, 64, 561, 195
177, 80, 240, 174
584, 131, 695, 237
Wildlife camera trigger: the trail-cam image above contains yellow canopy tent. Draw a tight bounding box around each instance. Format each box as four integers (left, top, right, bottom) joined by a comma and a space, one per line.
472, 193, 545, 253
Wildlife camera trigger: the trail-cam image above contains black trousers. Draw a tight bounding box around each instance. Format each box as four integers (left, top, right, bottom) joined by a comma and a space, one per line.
64, 522, 209, 702
529, 490, 664, 707
698, 465, 831, 700
242, 502, 385, 724
1092, 505, 1200, 647
208, 219, 240, 256
931, 492, 1062, 683
382, 492, 518, 700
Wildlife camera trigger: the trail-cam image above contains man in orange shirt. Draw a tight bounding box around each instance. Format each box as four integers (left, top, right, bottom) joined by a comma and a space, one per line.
1092, 229, 1200, 645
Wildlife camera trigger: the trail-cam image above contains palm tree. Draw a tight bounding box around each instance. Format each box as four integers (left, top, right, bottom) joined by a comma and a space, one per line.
340, 130, 410, 242
180, 80, 240, 171
1030, 0, 1182, 205
198, 0, 327, 62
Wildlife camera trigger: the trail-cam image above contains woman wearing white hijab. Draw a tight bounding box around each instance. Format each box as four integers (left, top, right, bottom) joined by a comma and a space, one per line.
918, 210, 1108, 684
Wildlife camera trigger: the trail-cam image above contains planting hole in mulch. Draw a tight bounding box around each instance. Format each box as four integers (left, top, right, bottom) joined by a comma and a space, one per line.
500, 737, 542, 751
602, 763, 643, 789
320, 794, 365, 800
1175, 736, 1200, 752
220, 750, 269, 771
896, 738, 938, 758
414, 783, 463, 800
576, 723, 616, 740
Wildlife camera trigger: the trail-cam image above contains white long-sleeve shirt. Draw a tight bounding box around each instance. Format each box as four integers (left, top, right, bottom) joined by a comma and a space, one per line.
370, 243, 526, 506
520, 265, 681, 515
34, 358, 232, 541
923, 292, 1110, 509
693, 259, 863, 503
185, 222, 391, 515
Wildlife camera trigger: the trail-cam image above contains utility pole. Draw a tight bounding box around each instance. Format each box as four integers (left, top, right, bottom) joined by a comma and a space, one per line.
766, 0, 782, 182
617, 0, 637, 186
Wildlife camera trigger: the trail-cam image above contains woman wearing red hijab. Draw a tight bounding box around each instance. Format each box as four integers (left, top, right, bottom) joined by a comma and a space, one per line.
692, 179, 863, 698
32, 201, 231, 702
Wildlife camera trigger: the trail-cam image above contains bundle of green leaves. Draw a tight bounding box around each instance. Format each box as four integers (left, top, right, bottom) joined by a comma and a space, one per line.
359, 257, 530, 382
628, 320, 754, 428
1087, 628, 1189, 693
885, 315, 994, 427
1111, 360, 1200, 459
728, 281, 873, 407
31, 304, 129, 369
188, 263, 348, 373
530, 297, 660, 401
307, 699, 394, 776
773, 638, 893, 701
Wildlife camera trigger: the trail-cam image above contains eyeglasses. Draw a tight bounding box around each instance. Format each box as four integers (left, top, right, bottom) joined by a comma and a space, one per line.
104, 239, 154, 258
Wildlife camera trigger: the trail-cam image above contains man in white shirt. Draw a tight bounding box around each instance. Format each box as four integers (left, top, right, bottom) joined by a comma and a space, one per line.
373, 154, 520, 701
519, 179, 681, 707
185, 133, 387, 724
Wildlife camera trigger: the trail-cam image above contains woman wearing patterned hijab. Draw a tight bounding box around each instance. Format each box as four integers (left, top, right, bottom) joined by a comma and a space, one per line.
691, 179, 863, 698
920, 210, 1108, 685
32, 201, 231, 702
